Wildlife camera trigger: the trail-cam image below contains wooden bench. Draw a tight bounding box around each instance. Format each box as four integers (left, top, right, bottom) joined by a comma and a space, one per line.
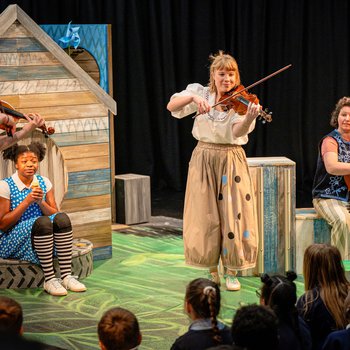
295, 208, 331, 274
0, 238, 93, 289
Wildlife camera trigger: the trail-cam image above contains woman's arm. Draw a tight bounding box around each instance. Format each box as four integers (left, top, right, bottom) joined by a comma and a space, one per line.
0, 187, 58, 231
167, 95, 210, 115
0, 192, 38, 231
323, 152, 350, 175
232, 102, 260, 138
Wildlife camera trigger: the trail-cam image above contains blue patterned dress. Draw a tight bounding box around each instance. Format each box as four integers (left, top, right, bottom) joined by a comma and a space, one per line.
0, 175, 56, 264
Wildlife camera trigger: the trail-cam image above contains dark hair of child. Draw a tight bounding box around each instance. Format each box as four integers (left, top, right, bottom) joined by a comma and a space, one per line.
260, 271, 306, 349
98, 307, 140, 350
2, 142, 46, 162
0, 296, 23, 335
231, 304, 279, 350
186, 278, 222, 344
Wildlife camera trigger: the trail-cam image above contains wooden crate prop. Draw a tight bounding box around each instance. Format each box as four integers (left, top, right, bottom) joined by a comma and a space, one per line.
239, 157, 296, 276
115, 174, 151, 225
0, 5, 117, 260
295, 208, 331, 274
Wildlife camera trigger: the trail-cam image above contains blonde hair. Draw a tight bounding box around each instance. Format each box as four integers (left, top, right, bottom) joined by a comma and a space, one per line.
302, 244, 349, 328
208, 50, 240, 94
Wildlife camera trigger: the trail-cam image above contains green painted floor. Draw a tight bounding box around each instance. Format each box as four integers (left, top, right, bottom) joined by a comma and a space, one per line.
0, 224, 306, 350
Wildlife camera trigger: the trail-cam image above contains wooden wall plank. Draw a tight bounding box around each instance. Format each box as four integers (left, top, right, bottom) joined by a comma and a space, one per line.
66, 181, 110, 199
0, 38, 46, 52
60, 143, 109, 160
0, 79, 89, 95
65, 156, 109, 172
0, 91, 99, 108
73, 220, 112, 248
51, 130, 109, 146
0, 52, 60, 66
68, 168, 110, 185
61, 194, 111, 213
0, 6, 17, 39
14, 104, 108, 121
66, 168, 111, 199
68, 208, 111, 226
48, 117, 108, 133
0, 66, 74, 81
1, 22, 32, 38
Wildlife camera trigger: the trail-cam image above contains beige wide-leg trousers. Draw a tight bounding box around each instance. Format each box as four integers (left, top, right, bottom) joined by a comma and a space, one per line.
183, 141, 258, 271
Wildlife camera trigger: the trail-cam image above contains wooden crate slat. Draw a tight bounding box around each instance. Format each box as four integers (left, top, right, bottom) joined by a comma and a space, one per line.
61, 194, 111, 213
0, 78, 88, 95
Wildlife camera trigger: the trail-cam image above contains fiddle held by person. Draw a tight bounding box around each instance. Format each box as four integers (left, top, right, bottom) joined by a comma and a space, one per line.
0, 100, 47, 151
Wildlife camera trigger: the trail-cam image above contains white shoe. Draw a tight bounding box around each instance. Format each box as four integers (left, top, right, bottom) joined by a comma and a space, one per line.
44, 278, 67, 296
62, 275, 87, 292
225, 275, 241, 291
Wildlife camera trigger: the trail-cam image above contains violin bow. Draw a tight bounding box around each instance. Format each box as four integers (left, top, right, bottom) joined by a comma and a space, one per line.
210, 63, 292, 109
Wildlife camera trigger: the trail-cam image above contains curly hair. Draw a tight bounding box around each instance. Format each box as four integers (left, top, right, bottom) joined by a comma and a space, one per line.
330, 97, 350, 128
231, 304, 278, 350
2, 142, 46, 162
208, 50, 240, 94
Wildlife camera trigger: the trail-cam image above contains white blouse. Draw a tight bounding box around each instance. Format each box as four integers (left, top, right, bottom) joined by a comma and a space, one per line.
170, 83, 256, 145
0, 172, 52, 200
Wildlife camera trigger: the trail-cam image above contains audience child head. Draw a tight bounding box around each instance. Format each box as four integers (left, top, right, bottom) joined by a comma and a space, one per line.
303, 243, 349, 328
258, 271, 311, 349
185, 277, 222, 344
0, 296, 23, 335
231, 304, 279, 350
98, 307, 141, 350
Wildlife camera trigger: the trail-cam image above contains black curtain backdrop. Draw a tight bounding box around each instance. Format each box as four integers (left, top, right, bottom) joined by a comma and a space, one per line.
1, 0, 350, 207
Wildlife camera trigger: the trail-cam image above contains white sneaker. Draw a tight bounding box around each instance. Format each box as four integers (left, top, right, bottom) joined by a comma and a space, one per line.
225, 275, 241, 291
62, 275, 87, 292
44, 278, 67, 296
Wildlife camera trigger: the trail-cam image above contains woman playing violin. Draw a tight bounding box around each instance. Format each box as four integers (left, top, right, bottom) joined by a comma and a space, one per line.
0, 106, 45, 151
167, 51, 260, 291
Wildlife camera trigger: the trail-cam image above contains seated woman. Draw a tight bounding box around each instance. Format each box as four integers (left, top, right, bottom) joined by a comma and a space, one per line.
312, 97, 350, 260
258, 271, 312, 350
297, 244, 349, 350
0, 142, 86, 296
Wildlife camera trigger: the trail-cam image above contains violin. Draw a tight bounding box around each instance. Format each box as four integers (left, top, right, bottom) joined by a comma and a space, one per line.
218, 85, 272, 123
195, 64, 292, 122
0, 100, 54, 138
